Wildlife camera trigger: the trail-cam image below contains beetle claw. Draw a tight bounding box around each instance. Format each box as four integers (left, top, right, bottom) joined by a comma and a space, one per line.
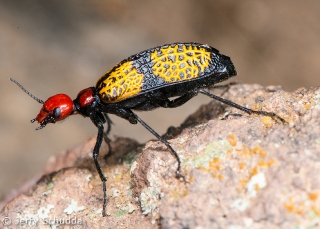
35, 124, 45, 130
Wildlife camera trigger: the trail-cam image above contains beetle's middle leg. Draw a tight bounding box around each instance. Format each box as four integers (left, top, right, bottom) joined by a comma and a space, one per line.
112, 108, 185, 180
102, 114, 113, 160
131, 111, 185, 180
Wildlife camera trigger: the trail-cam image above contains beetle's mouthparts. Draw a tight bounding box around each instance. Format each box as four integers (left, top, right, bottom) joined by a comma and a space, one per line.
31, 116, 55, 130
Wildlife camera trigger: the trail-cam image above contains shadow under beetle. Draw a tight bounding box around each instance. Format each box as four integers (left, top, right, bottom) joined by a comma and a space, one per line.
10, 42, 285, 216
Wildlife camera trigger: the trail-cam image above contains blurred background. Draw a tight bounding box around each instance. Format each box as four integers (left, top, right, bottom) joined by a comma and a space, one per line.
1, 0, 319, 202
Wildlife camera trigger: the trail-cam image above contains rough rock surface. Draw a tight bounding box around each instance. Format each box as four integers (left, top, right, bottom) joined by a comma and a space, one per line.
1, 84, 320, 229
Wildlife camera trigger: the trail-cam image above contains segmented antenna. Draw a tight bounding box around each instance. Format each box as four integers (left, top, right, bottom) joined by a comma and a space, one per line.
10, 78, 44, 104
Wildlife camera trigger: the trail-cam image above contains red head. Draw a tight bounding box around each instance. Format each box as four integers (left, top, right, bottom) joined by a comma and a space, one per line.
31, 94, 74, 130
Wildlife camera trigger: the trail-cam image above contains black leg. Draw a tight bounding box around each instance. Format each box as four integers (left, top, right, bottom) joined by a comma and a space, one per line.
158, 91, 198, 108
102, 114, 113, 158
103, 134, 112, 159
113, 108, 138, 124
103, 114, 113, 135
209, 82, 238, 96
130, 111, 184, 179
112, 108, 184, 178
198, 89, 286, 123
209, 82, 238, 90
90, 116, 108, 217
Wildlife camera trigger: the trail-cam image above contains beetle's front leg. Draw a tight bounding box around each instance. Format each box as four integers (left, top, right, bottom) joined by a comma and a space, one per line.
90, 115, 108, 217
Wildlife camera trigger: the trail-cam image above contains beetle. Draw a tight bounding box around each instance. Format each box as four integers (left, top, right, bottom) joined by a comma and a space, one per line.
10, 42, 284, 216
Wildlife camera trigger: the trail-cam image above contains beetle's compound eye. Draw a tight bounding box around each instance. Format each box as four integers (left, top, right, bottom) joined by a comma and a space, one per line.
33, 94, 74, 130
53, 107, 61, 119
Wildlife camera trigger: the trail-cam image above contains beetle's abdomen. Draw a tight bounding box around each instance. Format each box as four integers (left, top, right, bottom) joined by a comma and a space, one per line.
96, 43, 235, 103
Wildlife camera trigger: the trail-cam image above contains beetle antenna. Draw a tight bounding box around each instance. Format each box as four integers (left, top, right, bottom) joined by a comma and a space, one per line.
10, 78, 44, 104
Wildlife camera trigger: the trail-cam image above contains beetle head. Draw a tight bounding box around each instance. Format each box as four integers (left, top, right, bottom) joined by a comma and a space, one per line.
31, 94, 74, 130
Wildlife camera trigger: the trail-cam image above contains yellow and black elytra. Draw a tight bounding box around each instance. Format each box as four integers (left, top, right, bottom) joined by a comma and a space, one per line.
96, 43, 234, 103
10, 42, 285, 217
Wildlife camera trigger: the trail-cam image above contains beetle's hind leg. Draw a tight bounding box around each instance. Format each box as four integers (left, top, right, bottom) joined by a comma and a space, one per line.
209, 81, 238, 90
209, 82, 238, 96
198, 89, 286, 123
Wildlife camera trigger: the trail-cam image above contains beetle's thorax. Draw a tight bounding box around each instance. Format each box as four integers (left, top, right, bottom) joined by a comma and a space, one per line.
73, 87, 100, 117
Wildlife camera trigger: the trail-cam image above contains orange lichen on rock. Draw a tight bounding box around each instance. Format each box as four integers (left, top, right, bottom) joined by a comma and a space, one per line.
283, 201, 305, 215
250, 165, 259, 177
262, 116, 273, 128
258, 159, 275, 167
249, 146, 267, 158
238, 162, 246, 170
309, 192, 319, 201
233, 144, 277, 195
239, 179, 249, 188
283, 192, 320, 216
227, 134, 237, 147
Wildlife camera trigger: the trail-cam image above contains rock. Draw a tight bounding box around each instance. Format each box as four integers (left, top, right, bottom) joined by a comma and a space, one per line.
1, 84, 320, 229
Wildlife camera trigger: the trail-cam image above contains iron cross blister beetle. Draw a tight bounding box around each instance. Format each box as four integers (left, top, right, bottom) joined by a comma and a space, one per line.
10, 42, 285, 216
